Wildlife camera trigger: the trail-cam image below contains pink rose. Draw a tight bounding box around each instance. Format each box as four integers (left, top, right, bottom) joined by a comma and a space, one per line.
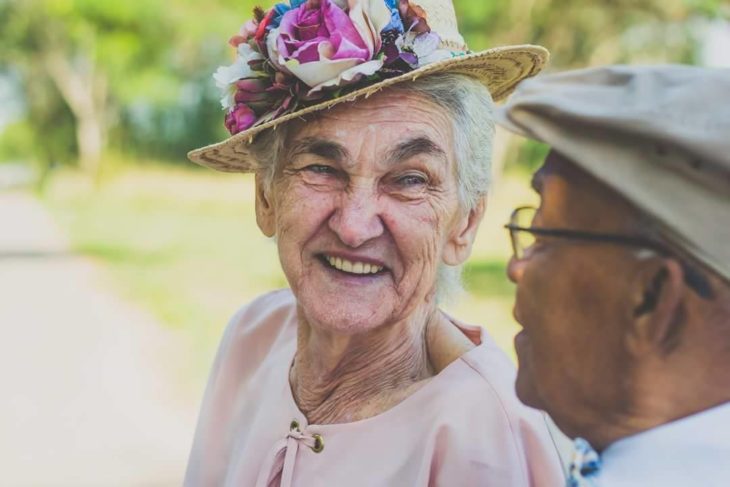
269, 0, 391, 92
234, 78, 276, 112
279, 0, 368, 63
225, 103, 258, 135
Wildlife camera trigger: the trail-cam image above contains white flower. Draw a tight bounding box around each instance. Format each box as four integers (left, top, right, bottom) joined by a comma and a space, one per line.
238, 43, 263, 62
417, 48, 454, 66
347, 0, 392, 57
306, 59, 384, 95
397, 31, 453, 67
213, 45, 265, 110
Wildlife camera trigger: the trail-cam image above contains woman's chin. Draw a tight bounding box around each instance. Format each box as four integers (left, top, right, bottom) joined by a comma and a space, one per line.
289, 259, 403, 333
295, 285, 396, 335
300, 293, 395, 335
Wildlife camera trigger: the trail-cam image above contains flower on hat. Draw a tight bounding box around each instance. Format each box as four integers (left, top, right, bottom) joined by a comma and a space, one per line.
382, 0, 405, 33
397, 0, 430, 33
215, 0, 458, 135
229, 19, 260, 48
269, 0, 307, 29
399, 30, 452, 66
225, 103, 259, 133
214, 44, 266, 110
270, 0, 391, 92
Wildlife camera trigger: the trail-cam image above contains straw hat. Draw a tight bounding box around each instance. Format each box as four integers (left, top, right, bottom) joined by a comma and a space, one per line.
189, 0, 549, 172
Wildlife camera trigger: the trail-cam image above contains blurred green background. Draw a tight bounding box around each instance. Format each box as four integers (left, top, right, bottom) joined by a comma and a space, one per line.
1, 0, 728, 375
1, 1, 728, 483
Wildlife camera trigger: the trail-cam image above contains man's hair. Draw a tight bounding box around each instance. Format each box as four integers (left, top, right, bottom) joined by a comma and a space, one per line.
248, 73, 496, 302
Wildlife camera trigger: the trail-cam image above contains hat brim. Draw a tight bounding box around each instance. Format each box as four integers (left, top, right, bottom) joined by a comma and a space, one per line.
188, 44, 549, 173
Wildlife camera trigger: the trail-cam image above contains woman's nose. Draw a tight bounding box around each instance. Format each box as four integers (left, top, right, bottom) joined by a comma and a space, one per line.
329, 187, 384, 248
506, 255, 526, 284
328, 188, 384, 248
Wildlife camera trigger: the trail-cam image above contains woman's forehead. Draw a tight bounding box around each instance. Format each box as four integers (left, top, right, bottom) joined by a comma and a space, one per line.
285, 134, 450, 170
294, 90, 451, 133
284, 91, 455, 161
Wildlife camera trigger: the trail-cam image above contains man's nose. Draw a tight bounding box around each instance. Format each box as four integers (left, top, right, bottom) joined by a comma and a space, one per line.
506, 255, 526, 284
328, 185, 385, 248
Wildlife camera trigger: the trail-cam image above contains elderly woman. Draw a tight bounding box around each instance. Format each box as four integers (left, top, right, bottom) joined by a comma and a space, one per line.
185, 0, 564, 485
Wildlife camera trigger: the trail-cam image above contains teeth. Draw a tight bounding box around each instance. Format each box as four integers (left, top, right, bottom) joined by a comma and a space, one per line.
325, 256, 383, 275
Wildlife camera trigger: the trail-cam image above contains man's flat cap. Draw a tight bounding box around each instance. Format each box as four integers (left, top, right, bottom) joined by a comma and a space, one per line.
497, 64, 730, 282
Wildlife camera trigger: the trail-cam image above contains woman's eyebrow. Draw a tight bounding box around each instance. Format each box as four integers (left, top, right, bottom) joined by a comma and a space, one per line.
385, 136, 447, 166
288, 137, 349, 163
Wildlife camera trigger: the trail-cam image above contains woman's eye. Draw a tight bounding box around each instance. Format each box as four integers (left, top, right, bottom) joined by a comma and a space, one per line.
396, 174, 428, 187
303, 164, 336, 175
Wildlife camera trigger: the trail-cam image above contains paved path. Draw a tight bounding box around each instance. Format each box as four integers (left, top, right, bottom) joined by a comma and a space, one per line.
0, 192, 197, 486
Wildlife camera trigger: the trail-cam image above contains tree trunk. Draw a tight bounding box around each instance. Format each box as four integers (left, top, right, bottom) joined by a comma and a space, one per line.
75, 113, 104, 176
43, 48, 106, 179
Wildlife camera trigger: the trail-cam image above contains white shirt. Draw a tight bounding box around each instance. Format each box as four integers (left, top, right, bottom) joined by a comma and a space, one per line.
596, 402, 730, 487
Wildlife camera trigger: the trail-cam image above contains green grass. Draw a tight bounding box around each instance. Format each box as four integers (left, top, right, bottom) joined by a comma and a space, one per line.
463, 259, 515, 298
43, 163, 537, 374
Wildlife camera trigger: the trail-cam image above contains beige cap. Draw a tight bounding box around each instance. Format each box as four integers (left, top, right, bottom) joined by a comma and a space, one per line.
496, 64, 730, 282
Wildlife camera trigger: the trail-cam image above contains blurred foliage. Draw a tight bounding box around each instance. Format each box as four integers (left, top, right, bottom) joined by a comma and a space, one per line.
463, 260, 515, 298
458, 0, 728, 65
1, 0, 728, 178
511, 139, 552, 174
0, 0, 247, 176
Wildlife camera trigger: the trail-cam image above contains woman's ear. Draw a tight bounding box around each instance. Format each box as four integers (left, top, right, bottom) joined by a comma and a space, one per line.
443, 197, 486, 266
625, 258, 685, 356
255, 173, 276, 237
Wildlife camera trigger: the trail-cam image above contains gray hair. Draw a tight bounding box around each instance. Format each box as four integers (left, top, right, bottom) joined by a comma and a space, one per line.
249, 73, 496, 302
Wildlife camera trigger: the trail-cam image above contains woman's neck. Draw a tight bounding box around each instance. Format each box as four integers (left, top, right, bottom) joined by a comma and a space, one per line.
289, 305, 476, 425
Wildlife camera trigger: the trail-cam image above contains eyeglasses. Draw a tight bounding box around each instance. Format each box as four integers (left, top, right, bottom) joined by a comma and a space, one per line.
504, 206, 713, 299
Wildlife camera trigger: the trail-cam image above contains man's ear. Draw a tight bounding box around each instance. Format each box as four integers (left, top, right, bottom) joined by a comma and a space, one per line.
626, 258, 685, 356
443, 197, 486, 266
255, 173, 276, 237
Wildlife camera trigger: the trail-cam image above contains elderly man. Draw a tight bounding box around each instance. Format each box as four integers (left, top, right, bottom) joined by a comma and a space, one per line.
496, 64, 730, 486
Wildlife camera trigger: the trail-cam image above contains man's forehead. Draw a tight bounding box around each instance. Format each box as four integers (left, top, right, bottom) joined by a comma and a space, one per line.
533, 150, 642, 229
531, 151, 577, 195
533, 151, 603, 215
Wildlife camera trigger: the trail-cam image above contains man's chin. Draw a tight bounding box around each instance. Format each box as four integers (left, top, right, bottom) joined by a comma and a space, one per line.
513, 333, 540, 406
515, 375, 541, 409
514, 364, 545, 410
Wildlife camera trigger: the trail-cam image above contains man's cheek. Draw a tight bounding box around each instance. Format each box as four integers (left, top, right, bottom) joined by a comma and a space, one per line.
521, 269, 549, 323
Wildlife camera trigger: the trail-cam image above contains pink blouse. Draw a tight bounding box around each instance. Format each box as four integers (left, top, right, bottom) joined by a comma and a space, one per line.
185, 290, 564, 486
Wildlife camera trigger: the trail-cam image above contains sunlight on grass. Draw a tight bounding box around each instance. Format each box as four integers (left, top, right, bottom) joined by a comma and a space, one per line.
43, 163, 537, 376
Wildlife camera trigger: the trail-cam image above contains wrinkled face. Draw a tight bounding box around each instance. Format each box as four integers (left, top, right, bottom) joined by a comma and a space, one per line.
507, 151, 639, 436
258, 90, 474, 334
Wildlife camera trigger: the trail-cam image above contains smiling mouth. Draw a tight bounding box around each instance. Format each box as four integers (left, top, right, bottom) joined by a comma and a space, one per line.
319, 254, 386, 276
